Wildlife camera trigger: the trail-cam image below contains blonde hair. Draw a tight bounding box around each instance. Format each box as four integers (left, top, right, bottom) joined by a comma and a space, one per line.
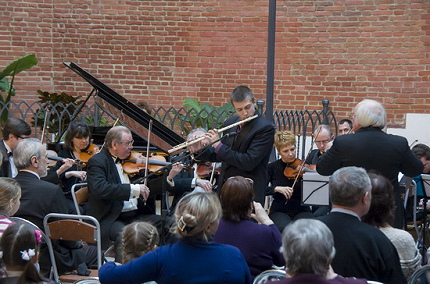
174, 192, 222, 242
121, 222, 159, 264
274, 130, 296, 151
0, 178, 21, 213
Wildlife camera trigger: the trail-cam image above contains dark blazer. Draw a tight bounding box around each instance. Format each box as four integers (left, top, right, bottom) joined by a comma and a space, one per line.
14, 171, 85, 275
316, 127, 423, 228
198, 113, 275, 205
169, 154, 195, 209
86, 147, 133, 248
0, 141, 12, 177
318, 212, 407, 284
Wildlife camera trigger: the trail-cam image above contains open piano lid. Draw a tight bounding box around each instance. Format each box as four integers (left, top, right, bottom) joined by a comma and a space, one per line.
63, 62, 184, 153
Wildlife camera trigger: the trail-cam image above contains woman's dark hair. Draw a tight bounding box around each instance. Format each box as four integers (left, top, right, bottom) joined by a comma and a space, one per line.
64, 120, 91, 151
1, 223, 45, 284
220, 176, 254, 222
362, 172, 395, 227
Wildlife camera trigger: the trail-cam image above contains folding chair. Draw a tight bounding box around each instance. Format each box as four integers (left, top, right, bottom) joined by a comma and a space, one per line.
71, 183, 89, 215
43, 213, 102, 283
253, 269, 286, 284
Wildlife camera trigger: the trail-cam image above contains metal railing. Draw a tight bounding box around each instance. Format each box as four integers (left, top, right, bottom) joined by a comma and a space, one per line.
1, 99, 336, 159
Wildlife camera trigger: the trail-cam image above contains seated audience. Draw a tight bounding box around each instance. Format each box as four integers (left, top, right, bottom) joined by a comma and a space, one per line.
99, 192, 251, 284
214, 176, 284, 279
362, 172, 421, 280
121, 221, 159, 264
0, 223, 54, 284
266, 219, 367, 284
0, 178, 21, 237
318, 166, 406, 284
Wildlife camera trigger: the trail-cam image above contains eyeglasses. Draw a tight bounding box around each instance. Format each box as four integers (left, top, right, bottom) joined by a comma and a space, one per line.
15, 134, 29, 140
315, 139, 331, 145
119, 139, 134, 147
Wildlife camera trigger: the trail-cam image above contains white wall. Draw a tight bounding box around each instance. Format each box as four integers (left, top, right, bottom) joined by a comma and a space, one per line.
387, 114, 430, 147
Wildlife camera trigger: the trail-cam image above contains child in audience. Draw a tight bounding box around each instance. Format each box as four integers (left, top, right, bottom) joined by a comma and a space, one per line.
121, 221, 159, 264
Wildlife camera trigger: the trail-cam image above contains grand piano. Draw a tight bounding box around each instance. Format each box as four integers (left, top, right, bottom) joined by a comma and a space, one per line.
62, 62, 185, 156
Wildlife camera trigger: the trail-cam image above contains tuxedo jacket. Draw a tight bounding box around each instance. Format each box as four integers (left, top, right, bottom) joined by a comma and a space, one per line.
318, 212, 406, 284
316, 127, 423, 228
198, 113, 275, 205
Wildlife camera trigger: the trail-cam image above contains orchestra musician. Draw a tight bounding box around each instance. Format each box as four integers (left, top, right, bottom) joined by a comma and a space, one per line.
317, 99, 423, 229
305, 124, 334, 166
167, 128, 214, 213
337, 119, 354, 136
193, 86, 275, 205
86, 126, 175, 262
266, 130, 313, 233
53, 121, 92, 192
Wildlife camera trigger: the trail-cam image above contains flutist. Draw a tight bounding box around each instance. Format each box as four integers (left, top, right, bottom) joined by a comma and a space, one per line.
190, 86, 275, 205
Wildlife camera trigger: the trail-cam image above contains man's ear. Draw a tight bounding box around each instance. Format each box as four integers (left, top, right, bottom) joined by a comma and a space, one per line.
30, 155, 38, 167
362, 191, 371, 205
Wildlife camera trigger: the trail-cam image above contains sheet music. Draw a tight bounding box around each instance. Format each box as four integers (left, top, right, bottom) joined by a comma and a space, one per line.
301, 172, 330, 206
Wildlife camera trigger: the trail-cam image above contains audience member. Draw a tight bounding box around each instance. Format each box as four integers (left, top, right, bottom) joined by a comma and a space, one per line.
195, 85, 275, 205
266, 219, 367, 284
13, 138, 96, 276
266, 130, 313, 232
0, 118, 31, 178
99, 192, 251, 284
214, 176, 284, 279
121, 221, 159, 264
337, 119, 353, 136
317, 99, 423, 228
318, 166, 406, 284
0, 178, 21, 237
0, 223, 54, 284
362, 172, 421, 281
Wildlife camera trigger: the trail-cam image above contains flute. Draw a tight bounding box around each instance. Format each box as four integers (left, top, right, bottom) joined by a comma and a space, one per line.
168, 114, 258, 154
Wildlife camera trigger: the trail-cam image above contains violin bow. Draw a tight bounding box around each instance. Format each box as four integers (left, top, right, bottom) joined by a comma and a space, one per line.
142, 119, 153, 204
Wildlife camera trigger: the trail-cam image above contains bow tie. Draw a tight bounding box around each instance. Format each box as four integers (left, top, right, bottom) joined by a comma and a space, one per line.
114, 157, 124, 164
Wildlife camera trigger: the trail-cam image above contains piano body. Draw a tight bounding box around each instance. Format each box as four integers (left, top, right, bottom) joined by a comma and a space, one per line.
62, 62, 185, 156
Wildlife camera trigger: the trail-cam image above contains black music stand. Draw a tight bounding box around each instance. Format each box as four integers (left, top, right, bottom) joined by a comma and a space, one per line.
301, 172, 330, 206
419, 174, 430, 265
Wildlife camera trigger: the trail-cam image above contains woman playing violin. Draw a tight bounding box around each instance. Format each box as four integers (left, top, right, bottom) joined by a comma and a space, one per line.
53, 121, 94, 204
267, 130, 313, 233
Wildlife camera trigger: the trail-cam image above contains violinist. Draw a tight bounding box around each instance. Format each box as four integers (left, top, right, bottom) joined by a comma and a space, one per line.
266, 130, 313, 233
53, 121, 92, 193
167, 128, 214, 212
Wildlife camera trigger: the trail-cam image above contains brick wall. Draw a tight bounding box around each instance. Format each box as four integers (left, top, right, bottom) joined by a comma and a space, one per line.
1, 0, 429, 128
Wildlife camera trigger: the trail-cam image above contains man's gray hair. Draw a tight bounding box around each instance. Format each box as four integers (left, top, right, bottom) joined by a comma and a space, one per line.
13, 138, 43, 170
281, 219, 335, 276
329, 166, 371, 207
354, 99, 386, 129
104, 126, 131, 149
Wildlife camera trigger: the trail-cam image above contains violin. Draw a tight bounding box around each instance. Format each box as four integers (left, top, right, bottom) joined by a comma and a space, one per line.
77, 144, 100, 164
283, 158, 316, 179
122, 152, 171, 175
196, 161, 221, 178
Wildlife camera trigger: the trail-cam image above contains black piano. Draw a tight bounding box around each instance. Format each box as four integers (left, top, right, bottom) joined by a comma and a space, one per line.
62, 62, 185, 156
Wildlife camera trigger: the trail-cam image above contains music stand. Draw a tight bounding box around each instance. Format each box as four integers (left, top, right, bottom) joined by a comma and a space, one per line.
418, 174, 430, 265
301, 172, 330, 206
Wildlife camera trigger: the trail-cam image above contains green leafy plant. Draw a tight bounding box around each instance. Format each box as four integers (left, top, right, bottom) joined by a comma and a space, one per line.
0, 54, 38, 123
179, 98, 235, 135
32, 90, 85, 140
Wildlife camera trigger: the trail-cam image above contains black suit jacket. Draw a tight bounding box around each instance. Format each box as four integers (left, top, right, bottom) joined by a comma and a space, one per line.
198, 113, 275, 204
0, 141, 12, 177
87, 147, 150, 248
319, 212, 406, 284
14, 171, 85, 275
316, 127, 423, 228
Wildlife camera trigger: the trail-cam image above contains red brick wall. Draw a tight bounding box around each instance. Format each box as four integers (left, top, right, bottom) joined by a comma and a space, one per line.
1, 0, 429, 127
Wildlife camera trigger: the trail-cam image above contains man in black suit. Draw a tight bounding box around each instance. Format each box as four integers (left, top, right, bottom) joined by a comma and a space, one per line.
86, 126, 172, 260
319, 166, 406, 283
317, 99, 423, 228
195, 86, 275, 205
13, 138, 96, 276
0, 118, 31, 178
